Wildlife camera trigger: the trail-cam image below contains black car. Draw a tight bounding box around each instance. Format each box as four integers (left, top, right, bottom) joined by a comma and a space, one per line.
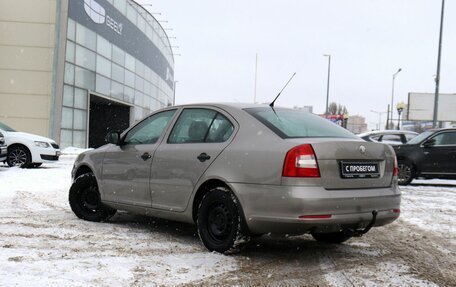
393, 128, 456, 185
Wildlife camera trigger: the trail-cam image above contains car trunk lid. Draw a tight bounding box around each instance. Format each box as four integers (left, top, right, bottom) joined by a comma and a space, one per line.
284, 138, 395, 189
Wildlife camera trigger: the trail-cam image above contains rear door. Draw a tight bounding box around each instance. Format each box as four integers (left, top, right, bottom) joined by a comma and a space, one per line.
101, 109, 176, 206
150, 108, 236, 211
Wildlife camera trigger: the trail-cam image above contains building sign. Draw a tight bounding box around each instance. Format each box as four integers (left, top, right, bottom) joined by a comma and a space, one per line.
84, 0, 124, 35
69, 0, 174, 88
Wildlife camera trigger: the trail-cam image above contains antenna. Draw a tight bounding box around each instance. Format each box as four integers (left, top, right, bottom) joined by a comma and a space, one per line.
269, 72, 296, 108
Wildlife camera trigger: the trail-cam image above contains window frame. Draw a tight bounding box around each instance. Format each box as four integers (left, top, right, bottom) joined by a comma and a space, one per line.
167, 108, 235, 144
121, 109, 177, 145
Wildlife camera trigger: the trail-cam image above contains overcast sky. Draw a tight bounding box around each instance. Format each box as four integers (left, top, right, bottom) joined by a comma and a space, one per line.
145, 0, 455, 129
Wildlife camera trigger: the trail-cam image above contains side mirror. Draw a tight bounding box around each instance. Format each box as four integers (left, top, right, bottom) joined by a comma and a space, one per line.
105, 131, 121, 145
422, 138, 436, 147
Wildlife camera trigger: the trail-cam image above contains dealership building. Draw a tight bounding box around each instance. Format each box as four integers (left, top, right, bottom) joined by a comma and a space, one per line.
0, 0, 175, 148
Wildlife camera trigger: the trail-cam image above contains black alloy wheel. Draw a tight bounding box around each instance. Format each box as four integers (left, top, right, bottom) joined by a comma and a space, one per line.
69, 173, 116, 222
7, 145, 31, 168
197, 187, 249, 254
397, 162, 415, 186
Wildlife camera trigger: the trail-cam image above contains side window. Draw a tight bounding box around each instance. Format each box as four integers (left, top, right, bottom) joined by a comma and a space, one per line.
123, 110, 176, 145
370, 135, 381, 142
168, 109, 234, 143
206, 113, 234, 142
381, 134, 402, 143
431, 132, 456, 146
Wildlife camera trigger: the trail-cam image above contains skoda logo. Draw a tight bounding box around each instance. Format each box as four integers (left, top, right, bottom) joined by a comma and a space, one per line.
359, 145, 366, 154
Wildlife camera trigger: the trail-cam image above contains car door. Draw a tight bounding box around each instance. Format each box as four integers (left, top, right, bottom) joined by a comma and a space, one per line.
101, 109, 177, 206
420, 131, 456, 175
150, 108, 236, 211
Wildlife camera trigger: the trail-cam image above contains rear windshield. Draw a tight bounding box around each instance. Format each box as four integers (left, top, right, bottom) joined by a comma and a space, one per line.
245, 108, 358, 139
0, 122, 16, 132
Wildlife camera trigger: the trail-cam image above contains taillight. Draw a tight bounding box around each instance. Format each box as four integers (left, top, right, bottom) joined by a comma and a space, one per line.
282, 144, 320, 177
392, 150, 398, 176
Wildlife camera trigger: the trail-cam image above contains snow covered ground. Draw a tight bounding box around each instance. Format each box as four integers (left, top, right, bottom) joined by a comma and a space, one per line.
0, 154, 455, 286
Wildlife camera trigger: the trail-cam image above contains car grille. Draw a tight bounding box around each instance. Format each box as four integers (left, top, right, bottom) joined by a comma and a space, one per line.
51, 143, 60, 149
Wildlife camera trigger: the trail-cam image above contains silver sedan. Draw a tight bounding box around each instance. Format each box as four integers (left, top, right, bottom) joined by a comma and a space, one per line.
69, 103, 400, 253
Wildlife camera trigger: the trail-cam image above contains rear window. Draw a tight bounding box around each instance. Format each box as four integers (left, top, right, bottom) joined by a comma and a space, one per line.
245, 108, 358, 139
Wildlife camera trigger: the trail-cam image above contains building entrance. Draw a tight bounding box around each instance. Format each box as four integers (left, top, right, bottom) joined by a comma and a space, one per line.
89, 95, 131, 148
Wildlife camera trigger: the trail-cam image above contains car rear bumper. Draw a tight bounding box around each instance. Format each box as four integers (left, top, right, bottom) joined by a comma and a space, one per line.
230, 183, 400, 235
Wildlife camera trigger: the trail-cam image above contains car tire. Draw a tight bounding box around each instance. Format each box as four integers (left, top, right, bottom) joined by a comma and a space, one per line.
197, 187, 250, 254
397, 161, 415, 186
7, 145, 31, 168
69, 173, 116, 222
311, 232, 352, 244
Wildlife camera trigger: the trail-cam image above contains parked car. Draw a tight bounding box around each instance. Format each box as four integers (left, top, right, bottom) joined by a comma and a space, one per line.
0, 132, 7, 162
0, 122, 61, 168
394, 128, 456, 185
69, 103, 400, 253
358, 130, 418, 146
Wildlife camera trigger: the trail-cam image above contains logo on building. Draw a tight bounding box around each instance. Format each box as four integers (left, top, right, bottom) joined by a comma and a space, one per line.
84, 0, 123, 35
84, 0, 105, 24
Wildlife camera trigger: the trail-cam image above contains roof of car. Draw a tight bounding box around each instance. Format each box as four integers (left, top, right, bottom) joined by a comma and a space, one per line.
358, 130, 418, 137
173, 102, 289, 110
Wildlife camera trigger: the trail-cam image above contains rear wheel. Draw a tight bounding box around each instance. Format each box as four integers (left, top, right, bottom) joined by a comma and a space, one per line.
312, 231, 352, 244
197, 187, 249, 253
398, 161, 415, 185
7, 145, 31, 168
69, 173, 116, 222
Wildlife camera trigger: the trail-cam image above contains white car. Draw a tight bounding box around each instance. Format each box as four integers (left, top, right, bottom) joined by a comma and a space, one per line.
0, 122, 61, 168
0, 132, 7, 162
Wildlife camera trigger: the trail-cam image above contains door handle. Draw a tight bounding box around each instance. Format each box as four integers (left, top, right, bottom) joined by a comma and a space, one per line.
197, 153, 211, 162
141, 152, 152, 161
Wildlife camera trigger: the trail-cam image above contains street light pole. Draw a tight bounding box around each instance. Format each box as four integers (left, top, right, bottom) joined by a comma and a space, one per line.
390, 68, 402, 129
433, 0, 445, 128
323, 54, 331, 117
370, 110, 387, 130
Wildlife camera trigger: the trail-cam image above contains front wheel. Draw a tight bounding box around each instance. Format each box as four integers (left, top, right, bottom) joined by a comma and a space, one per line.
397, 161, 415, 186
7, 145, 31, 168
197, 187, 249, 254
69, 173, 116, 222
312, 232, 352, 244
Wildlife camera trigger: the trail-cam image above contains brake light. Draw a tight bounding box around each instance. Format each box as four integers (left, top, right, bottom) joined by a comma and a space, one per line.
283, 144, 320, 177
392, 150, 398, 176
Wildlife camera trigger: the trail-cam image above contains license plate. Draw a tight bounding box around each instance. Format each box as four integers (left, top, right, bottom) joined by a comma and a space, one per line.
341, 162, 380, 178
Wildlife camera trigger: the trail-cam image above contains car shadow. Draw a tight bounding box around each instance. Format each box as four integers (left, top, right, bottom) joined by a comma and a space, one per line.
109, 212, 201, 243
106, 211, 342, 256
410, 182, 456, 188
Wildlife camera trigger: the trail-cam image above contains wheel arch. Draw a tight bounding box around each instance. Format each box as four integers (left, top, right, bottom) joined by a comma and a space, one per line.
191, 178, 248, 232
74, 164, 94, 179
